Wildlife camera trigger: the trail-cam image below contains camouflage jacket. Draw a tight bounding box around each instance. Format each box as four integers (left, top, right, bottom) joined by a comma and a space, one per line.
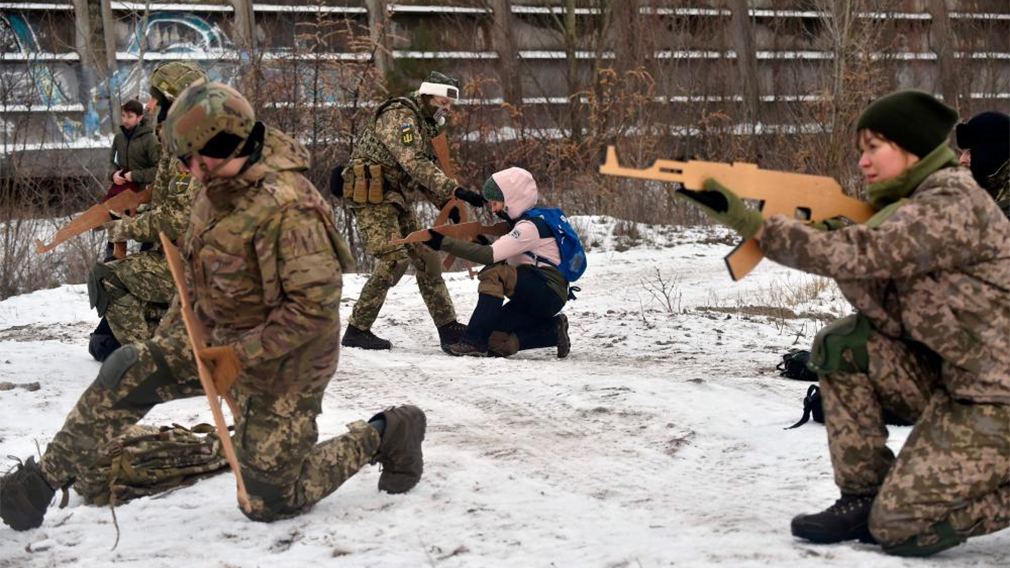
761, 167, 1010, 404
183, 127, 345, 395
348, 94, 456, 208
108, 151, 194, 247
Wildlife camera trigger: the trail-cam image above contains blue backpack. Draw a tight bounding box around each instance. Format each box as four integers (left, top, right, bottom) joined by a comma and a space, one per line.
519, 207, 588, 283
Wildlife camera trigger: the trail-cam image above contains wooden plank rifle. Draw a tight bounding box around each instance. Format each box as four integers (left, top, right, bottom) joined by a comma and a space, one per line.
159, 233, 252, 514
599, 146, 875, 281
35, 186, 153, 260
391, 219, 511, 246
431, 132, 476, 276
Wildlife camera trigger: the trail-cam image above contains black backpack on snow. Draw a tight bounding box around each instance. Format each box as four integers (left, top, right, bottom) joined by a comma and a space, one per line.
776, 350, 819, 382
786, 384, 915, 429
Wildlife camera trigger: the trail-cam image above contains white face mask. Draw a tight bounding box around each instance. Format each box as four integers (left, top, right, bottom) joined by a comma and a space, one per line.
433, 104, 451, 126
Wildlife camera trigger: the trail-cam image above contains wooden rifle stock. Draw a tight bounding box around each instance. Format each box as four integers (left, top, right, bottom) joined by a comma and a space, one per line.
599, 146, 875, 280
159, 233, 252, 514
431, 133, 476, 276
35, 187, 153, 256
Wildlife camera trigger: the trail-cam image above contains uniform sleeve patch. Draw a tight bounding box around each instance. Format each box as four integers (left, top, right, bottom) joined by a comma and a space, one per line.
401, 124, 415, 146
509, 229, 522, 239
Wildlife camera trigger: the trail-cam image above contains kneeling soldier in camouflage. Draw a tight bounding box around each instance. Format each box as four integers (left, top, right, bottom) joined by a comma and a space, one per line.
0, 82, 426, 530
678, 90, 1009, 556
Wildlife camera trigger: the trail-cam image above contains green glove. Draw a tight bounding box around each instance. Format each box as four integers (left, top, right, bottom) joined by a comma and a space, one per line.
675, 178, 764, 239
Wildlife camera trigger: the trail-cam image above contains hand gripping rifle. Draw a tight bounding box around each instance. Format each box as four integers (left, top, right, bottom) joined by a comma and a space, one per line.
599, 146, 875, 280
159, 233, 252, 514
35, 186, 153, 260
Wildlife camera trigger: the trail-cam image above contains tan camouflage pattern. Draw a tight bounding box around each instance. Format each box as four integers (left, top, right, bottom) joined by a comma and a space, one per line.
184, 127, 345, 393
150, 61, 207, 103
233, 389, 379, 521
869, 389, 1009, 546
41, 123, 379, 521
761, 167, 1010, 404
161, 81, 255, 159
348, 94, 456, 208
102, 251, 173, 343
348, 202, 456, 330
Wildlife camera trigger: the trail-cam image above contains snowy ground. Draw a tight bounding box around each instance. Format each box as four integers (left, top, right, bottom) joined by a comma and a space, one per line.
0, 218, 1006, 568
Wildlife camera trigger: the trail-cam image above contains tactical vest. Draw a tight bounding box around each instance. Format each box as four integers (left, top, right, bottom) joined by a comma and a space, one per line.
349, 95, 439, 195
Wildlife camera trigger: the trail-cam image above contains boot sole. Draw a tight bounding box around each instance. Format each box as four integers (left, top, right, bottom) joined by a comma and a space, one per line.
378, 407, 426, 494
557, 314, 570, 359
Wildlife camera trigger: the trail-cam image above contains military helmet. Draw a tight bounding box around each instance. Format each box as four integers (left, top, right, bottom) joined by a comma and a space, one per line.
417, 71, 460, 101
149, 62, 208, 103
161, 81, 256, 159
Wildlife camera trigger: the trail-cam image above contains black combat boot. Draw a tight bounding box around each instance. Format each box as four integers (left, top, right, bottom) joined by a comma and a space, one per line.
791, 494, 877, 544
88, 317, 121, 362
0, 457, 56, 531
556, 313, 570, 359
341, 325, 392, 350
436, 320, 467, 353
369, 405, 426, 494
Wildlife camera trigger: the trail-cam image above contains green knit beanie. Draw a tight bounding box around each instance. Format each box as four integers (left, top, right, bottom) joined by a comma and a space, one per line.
482, 177, 504, 202
856, 90, 958, 158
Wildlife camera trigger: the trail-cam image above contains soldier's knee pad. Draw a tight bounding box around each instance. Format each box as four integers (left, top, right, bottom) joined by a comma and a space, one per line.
87, 263, 127, 318
809, 313, 870, 374
476, 264, 517, 298
96, 344, 137, 390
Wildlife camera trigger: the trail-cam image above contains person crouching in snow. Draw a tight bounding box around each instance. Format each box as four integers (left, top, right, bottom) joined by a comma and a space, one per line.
423, 167, 572, 358
677, 90, 1009, 557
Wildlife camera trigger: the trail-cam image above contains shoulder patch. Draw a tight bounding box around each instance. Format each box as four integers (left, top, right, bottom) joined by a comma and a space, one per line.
401, 124, 415, 146
508, 228, 522, 239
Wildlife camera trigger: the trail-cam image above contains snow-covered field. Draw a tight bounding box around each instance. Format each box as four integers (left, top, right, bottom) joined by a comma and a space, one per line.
0, 218, 1006, 568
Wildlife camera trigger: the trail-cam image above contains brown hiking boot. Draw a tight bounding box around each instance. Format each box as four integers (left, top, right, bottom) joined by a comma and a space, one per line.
370, 405, 426, 494
556, 313, 570, 359
446, 340, 488, 357
0, 457, 55, 531
791, 494, 877, 544
341, 325, 391, 350
437, 320, 467, 353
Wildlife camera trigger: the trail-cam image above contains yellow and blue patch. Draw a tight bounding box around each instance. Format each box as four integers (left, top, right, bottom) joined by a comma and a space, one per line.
401, 124, 415, 146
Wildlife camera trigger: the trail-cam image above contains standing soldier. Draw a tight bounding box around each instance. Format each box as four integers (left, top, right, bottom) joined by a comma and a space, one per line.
678, 90, 1009, 556
87, 62, 207, 361
340, 71, 481, 351
955, 111, 1009, 219
0, 82, 427, 529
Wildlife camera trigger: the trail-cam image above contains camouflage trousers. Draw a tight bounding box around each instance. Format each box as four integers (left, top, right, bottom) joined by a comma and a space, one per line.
819, 330, 1010, 546
97, 251, 174, 344
41, 303, 380, 522
348, 203, 456, 330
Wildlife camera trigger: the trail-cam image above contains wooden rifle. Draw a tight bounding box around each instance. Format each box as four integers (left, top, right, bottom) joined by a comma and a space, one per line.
391, 219, 511, 246
159, 233, 252, 514
431, 132, 476, 277
599, 146, 875, 280
35, 186, 153, 260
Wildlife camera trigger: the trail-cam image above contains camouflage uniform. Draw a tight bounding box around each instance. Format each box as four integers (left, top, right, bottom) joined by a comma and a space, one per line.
344, 92, 458, 331
89, 62, 206, 346
760, 166, 1010, 547
92, 154, 194, 343
42, 97, 378, 521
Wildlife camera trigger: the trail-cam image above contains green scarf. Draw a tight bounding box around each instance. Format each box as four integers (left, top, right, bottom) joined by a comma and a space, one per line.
866, 143, 958, 209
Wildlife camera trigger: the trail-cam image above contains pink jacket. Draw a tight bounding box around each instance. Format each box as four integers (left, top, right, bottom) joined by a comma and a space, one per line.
489, 167, 561, 268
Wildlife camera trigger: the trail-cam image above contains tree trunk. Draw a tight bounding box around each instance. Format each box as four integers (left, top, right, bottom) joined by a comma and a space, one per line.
71, 0, 101, 136
927, 0, 962, 113
366, 0, 392, 82
728, 0, 760, 157
491, 0, 522, 105
99, 0, 121, 124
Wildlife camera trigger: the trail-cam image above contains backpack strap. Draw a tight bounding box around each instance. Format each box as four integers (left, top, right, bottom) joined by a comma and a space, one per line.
785, 385, 821, 430
519, 215, 563, 270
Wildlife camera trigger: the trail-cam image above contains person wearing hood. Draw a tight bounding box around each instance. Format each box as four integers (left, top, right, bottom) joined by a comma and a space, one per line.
424, 167, 572, 358
0, 82, 427, 530
339, 71, 472, 352
677, 90, 1009, 557
955, 110, 1009, 219
87, 62, 207, 363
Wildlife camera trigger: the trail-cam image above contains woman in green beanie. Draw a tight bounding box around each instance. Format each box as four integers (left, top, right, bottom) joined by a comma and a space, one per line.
679, 90, 1010, 556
